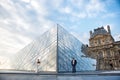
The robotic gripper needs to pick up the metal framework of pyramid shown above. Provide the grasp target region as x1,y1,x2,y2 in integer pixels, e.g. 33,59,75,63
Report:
14,24,96,72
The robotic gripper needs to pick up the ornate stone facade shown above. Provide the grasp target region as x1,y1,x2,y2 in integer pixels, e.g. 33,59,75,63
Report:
83,25,120,70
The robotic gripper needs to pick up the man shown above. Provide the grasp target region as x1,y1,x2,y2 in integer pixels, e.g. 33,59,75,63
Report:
71,58,77,73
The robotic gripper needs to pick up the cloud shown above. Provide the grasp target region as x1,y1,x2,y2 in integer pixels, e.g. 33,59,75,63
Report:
114,34,120,41
53,0,111,26
30,0,49,16
58,0,106,18
70,0,84,7
22,0,31,3
0,0,56,38
48,0,64,9
61,6,72,14
0,27,32,55
85,0,106,17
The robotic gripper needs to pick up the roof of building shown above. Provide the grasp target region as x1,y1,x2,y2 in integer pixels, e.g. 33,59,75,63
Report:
91,27,108,38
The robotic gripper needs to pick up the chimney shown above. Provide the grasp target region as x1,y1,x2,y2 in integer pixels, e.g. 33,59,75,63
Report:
107,25,111,34
90,31,92,37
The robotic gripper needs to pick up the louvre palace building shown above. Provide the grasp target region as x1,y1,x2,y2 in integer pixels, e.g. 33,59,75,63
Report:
82,25,120,70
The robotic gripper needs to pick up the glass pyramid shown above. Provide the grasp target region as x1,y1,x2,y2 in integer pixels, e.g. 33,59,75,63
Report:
14,24,96,72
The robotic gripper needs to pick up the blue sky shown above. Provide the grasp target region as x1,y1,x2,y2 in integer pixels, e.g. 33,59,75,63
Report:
0,0,120,68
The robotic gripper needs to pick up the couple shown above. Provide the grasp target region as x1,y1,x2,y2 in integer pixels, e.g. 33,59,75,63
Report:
71,58,77,73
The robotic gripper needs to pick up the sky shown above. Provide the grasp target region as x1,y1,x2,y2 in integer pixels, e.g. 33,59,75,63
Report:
0,0,120,69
